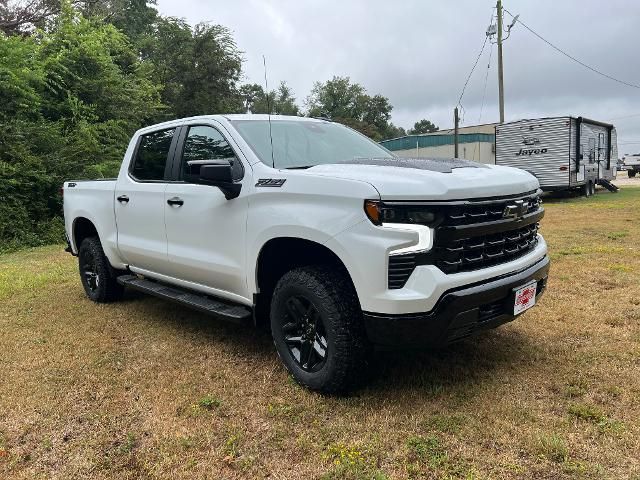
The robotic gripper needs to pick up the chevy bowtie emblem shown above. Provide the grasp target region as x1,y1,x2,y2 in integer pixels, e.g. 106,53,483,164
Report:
502,199,528,219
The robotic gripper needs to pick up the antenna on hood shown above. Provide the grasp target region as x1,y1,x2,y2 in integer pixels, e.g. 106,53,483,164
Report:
263,55,275,169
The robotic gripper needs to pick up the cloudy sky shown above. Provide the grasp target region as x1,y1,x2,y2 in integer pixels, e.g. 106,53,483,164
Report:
156,0,640,154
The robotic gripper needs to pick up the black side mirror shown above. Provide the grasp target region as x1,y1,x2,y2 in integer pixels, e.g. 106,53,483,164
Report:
194,160,241,200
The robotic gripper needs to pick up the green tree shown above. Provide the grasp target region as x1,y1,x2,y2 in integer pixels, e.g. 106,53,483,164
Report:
0,3,163,251
384,124,406,139
305,76,395,141
0,0,61,34
150,17,243,119
241,81,300,115
408,119,439,135
110,0,158,47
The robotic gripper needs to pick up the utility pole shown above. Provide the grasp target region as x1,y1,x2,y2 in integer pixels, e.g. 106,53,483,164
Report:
454,107,459,158
497,0,505,123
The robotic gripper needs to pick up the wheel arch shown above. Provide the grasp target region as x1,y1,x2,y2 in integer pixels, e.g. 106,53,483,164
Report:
253,237,359,326
72,216,100,251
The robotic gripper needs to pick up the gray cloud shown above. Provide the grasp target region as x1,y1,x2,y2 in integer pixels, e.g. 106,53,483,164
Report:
156,0,640,152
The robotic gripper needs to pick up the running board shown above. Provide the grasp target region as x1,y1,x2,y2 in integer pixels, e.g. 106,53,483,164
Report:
117,275,252,324
597,178,619,192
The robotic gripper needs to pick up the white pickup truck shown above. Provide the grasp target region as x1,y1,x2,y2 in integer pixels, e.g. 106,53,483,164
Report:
63,114,549,393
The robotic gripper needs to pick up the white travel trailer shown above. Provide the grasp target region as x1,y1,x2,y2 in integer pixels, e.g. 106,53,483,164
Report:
495,117,618,195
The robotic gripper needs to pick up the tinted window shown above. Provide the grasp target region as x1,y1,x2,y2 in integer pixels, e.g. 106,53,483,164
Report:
182,125,242,181
131,128,175,181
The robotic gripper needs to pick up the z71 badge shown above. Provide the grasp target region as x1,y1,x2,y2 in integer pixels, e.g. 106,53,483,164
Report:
256,178,286,187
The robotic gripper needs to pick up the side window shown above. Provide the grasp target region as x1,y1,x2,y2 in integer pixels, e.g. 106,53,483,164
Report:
131,128,175,181
182,125,243,181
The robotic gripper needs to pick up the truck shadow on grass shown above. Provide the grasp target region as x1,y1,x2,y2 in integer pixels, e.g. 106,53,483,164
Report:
364,329,539,397
120,290,540,398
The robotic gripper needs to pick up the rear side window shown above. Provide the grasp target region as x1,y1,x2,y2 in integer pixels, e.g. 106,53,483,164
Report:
131,128,175,181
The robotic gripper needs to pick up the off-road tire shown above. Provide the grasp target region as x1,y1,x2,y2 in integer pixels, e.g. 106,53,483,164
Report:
78,236,124,303
270,266,368,394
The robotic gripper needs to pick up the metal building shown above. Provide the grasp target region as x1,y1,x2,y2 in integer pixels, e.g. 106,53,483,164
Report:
380,123,497,164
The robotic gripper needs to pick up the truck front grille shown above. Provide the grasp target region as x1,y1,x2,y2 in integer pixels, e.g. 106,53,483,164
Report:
433,223,539,274
387,192,543,289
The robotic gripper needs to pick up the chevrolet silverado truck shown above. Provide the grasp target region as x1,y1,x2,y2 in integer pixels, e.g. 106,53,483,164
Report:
63,115,549,393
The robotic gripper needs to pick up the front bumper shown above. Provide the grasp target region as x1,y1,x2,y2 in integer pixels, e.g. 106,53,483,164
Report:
363,255,550,348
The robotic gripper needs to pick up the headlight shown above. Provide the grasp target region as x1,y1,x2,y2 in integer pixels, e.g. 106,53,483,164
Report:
364,200,437,226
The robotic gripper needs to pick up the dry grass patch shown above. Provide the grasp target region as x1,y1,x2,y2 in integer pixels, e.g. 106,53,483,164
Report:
1,187,640,479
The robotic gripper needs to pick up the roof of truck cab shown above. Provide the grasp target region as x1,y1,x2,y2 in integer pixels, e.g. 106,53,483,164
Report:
134,115,327,136
223,114,325,122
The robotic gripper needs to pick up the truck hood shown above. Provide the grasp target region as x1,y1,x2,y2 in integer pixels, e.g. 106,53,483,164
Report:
302,158,540,200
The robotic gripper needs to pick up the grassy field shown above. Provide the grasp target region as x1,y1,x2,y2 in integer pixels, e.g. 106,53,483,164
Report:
1,187,639,480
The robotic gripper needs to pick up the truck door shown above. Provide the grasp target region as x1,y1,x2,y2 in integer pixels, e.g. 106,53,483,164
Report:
163,123,251,300
115,127,178,274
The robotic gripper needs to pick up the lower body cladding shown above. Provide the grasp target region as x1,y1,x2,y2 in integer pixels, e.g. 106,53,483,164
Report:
363,255,550,348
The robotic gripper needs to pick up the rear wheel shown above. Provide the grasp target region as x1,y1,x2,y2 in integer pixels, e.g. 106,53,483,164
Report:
270,266,368,394
78,237,124,303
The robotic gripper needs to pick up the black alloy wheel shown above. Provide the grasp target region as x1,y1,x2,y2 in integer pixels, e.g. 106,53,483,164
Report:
81,252,100,294
270,266,368,394
77,236,124,303
280,295,328,372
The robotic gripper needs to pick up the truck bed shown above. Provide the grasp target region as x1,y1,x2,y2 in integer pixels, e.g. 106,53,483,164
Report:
63,179,119,259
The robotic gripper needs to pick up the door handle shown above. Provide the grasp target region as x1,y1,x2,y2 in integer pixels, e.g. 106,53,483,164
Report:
167,197,184,207
117,195,129,203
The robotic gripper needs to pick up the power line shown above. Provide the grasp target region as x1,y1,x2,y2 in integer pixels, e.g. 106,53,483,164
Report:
503,8,640,90
456,7,495,122
608,113,640,121
473,42,494,161
478,43,494,123
456,35,488,108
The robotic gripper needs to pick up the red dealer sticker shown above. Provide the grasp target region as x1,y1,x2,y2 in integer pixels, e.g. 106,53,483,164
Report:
514,281,537,315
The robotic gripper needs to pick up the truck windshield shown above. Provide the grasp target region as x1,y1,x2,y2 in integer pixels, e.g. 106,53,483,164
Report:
231,119,394,169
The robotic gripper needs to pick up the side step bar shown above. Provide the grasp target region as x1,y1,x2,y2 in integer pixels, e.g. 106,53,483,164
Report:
117,275,252,324
597,178,619,192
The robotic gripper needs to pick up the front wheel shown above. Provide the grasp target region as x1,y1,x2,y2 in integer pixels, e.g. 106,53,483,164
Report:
78,237,124,303
270,266,368,394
